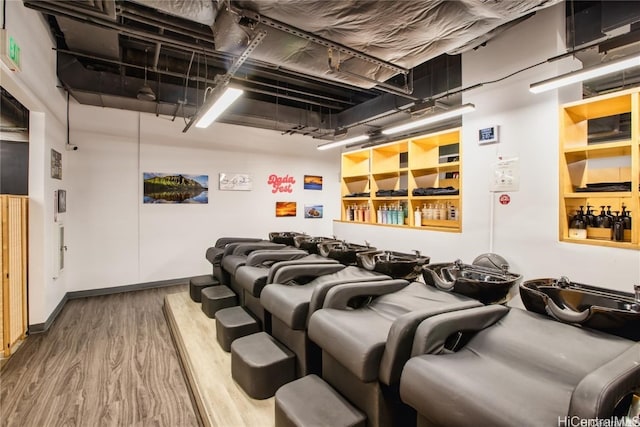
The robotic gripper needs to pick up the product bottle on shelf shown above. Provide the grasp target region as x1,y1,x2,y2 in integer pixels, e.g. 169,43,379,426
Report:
449,203,457,221
621,204,632,230
382,204,388,224
357,205,364,222
422,203,428,222
597,206,607,228
612,211,624,241
364,204,371,223
414,207,422,227
377,205,383,224
439,202,448,220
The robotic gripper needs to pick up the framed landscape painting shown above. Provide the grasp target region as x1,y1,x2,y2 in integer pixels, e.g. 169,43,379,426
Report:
143,172,208,204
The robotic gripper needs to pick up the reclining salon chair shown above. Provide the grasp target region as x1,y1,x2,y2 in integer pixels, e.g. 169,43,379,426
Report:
308,280,483,427
400,305,640,427
205,236,263,283
233,251,343,328
261,265,399,376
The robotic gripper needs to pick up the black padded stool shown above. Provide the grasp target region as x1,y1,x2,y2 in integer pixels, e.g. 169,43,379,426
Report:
189,274,219,302
201,285,237,318
231,332,295,399
215,306,261,352
275,374,366,427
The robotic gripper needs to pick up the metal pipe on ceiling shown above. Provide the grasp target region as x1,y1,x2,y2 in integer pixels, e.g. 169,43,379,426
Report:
116,4,215,40
54,48,359,107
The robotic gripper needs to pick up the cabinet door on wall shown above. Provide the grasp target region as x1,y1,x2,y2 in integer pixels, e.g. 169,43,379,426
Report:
1,195,28,357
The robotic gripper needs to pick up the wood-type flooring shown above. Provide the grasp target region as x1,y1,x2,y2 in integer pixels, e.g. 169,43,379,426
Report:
163,291,274,427
1,285,199,427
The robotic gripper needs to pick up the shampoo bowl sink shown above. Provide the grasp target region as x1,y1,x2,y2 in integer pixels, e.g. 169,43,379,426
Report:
520,278,640,341
356,250,430,280
269,231,306,246
293,235,338,254
422,259,522,304
317,241,375,265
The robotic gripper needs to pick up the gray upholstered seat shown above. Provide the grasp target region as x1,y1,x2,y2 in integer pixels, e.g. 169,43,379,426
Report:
307,281,482,427
262,267,396,377
233,253,341,325
262,265,392,330
205,237,262,282
400,306,640,427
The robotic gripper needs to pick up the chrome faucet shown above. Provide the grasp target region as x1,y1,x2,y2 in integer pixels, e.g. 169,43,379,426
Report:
557,276,571,288
634,285,640,303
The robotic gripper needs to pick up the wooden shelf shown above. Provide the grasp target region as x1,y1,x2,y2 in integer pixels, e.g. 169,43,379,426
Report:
559,88,639,250
564,140,632,163
340,128,462,231
563,192,633,198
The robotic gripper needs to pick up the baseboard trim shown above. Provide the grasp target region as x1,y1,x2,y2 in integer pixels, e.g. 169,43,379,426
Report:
28,277,191,334
29,293,69,334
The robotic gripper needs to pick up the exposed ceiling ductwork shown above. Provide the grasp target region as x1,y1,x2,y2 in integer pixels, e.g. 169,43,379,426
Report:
22,0,640,141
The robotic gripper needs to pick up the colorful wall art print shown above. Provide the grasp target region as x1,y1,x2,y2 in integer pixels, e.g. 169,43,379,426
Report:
275,201,297,217
303,175,323,190
304,204,323,219
219,173,252,191
143,172,209,204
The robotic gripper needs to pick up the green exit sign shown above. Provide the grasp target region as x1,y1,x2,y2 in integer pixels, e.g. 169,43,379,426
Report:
8,36,20,66
0,30,21,72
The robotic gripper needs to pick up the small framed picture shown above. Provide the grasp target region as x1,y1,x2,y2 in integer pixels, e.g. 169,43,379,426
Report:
57,189,67,213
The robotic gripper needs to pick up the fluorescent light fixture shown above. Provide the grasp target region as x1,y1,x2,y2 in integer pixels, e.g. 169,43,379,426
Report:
317,134,370,150
195,87,244,128
530,53,640,94
382,103,476,136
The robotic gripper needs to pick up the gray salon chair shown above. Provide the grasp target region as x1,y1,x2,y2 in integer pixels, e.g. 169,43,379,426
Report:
400,305,640,427
308,281,482,427
234,253,343,327
205,237,262,282
218,241,288,292
261,266,397,376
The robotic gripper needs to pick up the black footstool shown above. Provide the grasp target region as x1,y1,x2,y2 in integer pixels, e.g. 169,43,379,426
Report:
189,274,219,302
215,306,261,352
275,375,366,427
231,332,295,400
201,285,237,318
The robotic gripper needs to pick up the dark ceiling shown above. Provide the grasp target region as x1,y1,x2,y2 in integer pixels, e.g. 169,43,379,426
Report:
18,0,640,142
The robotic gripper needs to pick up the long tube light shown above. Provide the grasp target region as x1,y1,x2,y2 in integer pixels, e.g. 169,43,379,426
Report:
195,87,244,128
529,53,640,94
382,103,476,136
317,134,370,151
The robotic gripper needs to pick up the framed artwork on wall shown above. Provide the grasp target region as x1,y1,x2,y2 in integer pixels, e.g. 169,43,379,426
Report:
219,173,252,191
303,175,322,190
276,201,297,217
304,204,323,218
143,172,209,204
51,149,62,180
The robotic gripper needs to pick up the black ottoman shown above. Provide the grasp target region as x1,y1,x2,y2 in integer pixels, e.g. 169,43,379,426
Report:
215,306,261,352
231,332,295,400
189,274,219,302
275,375,366,427
201,285,237,318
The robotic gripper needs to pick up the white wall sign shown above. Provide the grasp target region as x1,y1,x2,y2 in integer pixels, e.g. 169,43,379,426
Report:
490,157,520,192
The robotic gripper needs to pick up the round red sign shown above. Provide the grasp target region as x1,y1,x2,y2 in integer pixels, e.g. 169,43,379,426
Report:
499,194,511,205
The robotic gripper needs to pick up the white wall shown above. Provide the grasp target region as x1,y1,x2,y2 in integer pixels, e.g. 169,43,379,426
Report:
2,1,69,325
65,105,340,291
335,4,640,294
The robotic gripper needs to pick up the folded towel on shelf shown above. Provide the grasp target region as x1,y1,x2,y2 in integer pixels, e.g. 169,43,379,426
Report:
575,182,632,192
344,192,370,197
375,189,408,197
412,187,459,196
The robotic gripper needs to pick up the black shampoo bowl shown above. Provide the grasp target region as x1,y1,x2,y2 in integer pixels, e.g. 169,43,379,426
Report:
293,235,338,254
521,278,640,341
269,231,306,246
317,241,375,265
422,259,521,304
356,250,430,280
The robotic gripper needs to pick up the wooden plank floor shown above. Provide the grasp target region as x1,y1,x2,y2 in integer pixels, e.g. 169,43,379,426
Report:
0,285,199,427
164,292,274,427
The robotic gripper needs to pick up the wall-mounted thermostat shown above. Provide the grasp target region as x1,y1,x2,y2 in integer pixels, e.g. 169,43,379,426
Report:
478,125,499,145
